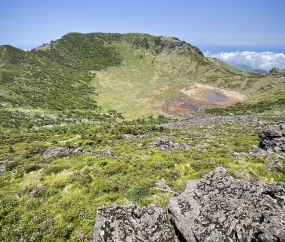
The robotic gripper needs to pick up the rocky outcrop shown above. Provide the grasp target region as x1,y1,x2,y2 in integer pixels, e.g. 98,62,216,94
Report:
93,203,178,242
258,129,285,152
156,181,172,192
269,67,285,79
164,113,259,127
167,167,285,242
98,149,114,156
150,140,190,152
93,168,285,241
266,160,283,172
160,37,204,56
0,160,14,174
127,35,203,56
42,147,98,158
43,147,69,158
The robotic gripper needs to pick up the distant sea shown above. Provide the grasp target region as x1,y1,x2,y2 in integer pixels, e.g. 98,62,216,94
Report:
197,45,285,55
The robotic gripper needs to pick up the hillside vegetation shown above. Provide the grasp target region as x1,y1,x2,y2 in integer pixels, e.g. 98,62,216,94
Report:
0,32,285,241
206,57,261,76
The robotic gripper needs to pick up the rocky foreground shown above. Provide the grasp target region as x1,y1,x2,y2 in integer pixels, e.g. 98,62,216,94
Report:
93,167,285,242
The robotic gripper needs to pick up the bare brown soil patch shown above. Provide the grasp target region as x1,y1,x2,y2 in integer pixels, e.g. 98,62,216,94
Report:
152,87,169,95
162,83,247,115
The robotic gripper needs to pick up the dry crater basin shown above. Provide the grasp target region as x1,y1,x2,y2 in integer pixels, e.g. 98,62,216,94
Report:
163,83,247,115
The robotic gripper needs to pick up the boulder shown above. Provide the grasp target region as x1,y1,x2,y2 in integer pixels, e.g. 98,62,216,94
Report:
155,181,172,192
258,129,285,152
266,160,283,172
32,124,41,130
0,160,14,174
93,203,178,242
269,67,285,79
150,140,190,152
257,120,267,127
168,167,285,242
43,147,68,158
42,124,56,129
248,148,268,156
98,149,114,156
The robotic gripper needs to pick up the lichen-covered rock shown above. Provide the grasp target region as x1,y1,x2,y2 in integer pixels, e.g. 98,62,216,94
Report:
258,129,285,152
168,167,285,242
269,67,285,79
266,160,283,172
150,140,189,152
93,203,178,242
0,160,14,174
98,149,114,156
156,181,172,192
42,147,68,157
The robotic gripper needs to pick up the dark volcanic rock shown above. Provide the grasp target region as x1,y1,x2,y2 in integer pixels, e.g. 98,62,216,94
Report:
168,167,285,242
93,203,178,242
43,147,69,157
258,129,285,152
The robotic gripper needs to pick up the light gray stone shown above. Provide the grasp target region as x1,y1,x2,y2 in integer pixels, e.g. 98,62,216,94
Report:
93,203,178,242
150,140,189,152
98,149,114,156
168,167,285,242
43,147,68,157
266,160,283,172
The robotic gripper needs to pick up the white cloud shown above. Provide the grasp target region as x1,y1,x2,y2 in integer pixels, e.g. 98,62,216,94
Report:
24,49,31,51
204,51,285,71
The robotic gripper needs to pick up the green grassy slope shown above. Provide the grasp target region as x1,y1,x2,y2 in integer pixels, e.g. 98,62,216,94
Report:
206,57,261,76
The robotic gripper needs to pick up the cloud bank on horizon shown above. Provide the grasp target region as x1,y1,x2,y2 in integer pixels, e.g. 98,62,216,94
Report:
204,51,285,71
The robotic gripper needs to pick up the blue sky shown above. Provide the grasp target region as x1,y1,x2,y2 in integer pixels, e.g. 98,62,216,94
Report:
1,0,285,69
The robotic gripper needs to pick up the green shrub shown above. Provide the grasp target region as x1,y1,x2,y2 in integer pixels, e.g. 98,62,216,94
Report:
23,163,41,173
5,161,19,171
44,164,69,175
126,179,156,203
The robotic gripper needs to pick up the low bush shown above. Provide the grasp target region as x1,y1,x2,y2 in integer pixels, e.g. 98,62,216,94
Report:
43,164,69,175
126,179,156,203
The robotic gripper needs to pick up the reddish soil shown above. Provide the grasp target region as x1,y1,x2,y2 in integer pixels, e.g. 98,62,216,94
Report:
161,84,247,115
